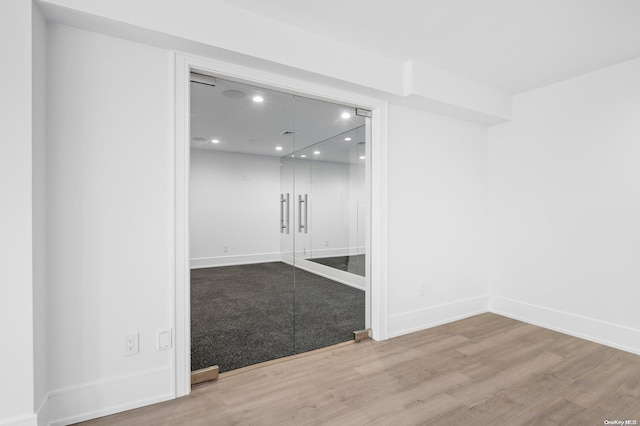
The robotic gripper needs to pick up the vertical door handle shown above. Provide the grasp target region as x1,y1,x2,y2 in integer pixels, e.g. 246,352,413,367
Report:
298,194,308,234
304,194,308,234
280,194,284,233
286,193,290,234
298,195,303,233
280,193,290,234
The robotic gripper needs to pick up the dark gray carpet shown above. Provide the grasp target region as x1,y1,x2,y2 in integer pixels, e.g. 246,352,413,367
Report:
191,262,365,373
309,254,366,276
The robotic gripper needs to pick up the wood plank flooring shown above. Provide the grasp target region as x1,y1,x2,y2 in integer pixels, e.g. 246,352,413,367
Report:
77,313,640,425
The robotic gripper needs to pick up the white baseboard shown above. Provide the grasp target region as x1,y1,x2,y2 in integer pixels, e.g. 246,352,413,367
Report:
489,296,640,355
36,393,49,426
44,367,173,426
190,252,280,269
295,247,364,259
291,257,366,291
387,296,489,338
0,414,37,426
191,252,364,289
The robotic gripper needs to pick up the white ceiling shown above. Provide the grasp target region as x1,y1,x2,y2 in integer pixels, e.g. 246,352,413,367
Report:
190,78,366,162
217,0,640,94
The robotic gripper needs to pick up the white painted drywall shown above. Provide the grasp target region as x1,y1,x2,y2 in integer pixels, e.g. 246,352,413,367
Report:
32,2,49,420
189,150,281,267
294,159,356,259
309,159,363,257
38,0,512,124
46,24,173,422
40,0,403,94
0,0,36,422
488,57,640,353
349,156,367,257
386,105,489,337
409,60,512,121
189,150,364,266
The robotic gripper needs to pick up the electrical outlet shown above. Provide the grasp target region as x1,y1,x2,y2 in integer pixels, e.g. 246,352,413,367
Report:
223,245,228,252
419,283,427,296
325,240,329,246
123,332,139,356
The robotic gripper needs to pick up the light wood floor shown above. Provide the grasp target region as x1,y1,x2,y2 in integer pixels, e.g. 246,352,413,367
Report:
77,313,640,425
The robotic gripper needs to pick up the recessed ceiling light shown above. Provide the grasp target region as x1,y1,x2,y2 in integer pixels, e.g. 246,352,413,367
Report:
313,151,320,155
300,154,307,158
223,90,246,99
252,96,264,103
275,146,283,151
341,112,351,119
211,139,220,144
360,156,365,160
344,137,351,141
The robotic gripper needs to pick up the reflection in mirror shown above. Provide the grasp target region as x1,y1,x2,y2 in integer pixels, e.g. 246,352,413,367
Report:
286,124,367,278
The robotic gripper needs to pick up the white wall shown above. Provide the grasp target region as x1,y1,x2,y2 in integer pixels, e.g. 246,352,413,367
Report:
0,1,36,424
38,0,512,124
488,57,640,354
349,156,367,257
45,24,174,423
386,105,489,337
307,159,358,258
189,150,364,266
32,3,49,423
281,157,358,263
189,150,281,267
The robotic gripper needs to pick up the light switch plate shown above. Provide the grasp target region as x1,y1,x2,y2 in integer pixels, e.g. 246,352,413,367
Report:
158,329,172,351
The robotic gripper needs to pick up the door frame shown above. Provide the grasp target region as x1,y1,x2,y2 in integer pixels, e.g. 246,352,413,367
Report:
173,52,389,397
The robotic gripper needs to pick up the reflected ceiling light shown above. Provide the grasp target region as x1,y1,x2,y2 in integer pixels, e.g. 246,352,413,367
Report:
344,137,351,141
359,156,365,160
223,90,245,99
275,146,283,151
211,139,220,144
313,151,320,155
341,112,351,119
252,95,264,103
291,154,295,157
300,154,307,158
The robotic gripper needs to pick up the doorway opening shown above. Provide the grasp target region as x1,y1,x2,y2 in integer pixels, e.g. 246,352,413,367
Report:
188,74,371,374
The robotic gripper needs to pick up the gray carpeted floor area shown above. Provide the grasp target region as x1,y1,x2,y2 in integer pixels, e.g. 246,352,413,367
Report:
308,254,366,276
191,262,365,373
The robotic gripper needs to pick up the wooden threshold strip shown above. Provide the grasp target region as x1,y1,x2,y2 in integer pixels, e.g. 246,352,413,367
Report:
218,340,356,380
353,329,372,342
191,365,219,386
